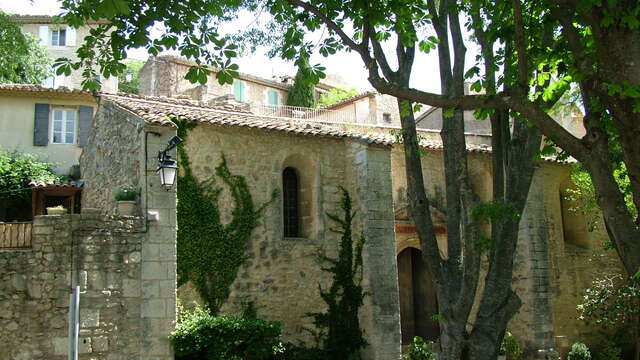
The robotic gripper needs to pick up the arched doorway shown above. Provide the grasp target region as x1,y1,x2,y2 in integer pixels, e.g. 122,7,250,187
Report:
397,247,439,344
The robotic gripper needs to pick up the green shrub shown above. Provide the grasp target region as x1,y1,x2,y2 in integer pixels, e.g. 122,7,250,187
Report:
568,342,592,360
0,150,59,221
114,186,137,201
594,338,621,360
169,306,284,360
0,150,59,198
272,344,327,360
500,332,522,360
403,336,436,360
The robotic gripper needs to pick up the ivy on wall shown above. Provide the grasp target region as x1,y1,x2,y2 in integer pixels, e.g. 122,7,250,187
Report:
173,118,277,313
310,187,367,360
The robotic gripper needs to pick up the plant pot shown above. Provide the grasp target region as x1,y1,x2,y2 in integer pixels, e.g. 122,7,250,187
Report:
498,355,506,360
46,207,66,215
117,201,137,216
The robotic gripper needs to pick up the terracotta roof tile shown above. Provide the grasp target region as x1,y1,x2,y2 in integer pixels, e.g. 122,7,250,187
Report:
0,83,91,96
29,180,84,188
100,93,393,146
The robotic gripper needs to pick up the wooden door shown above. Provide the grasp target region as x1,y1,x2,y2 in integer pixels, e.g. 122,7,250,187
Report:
397,247,439,344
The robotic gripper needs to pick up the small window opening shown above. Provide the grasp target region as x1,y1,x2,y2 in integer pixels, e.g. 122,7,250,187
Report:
283,167,299,237
51,29,66,46
383,112,392,123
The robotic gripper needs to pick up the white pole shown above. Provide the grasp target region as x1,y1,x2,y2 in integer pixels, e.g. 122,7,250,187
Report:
68,286,80,360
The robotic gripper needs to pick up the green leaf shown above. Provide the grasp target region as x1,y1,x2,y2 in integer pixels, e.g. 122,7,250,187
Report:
443,107,455,118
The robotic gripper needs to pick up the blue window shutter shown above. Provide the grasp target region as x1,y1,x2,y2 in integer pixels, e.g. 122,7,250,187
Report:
234,80,245,102
33,103,50,146
268,90,278,105
78,106,93,147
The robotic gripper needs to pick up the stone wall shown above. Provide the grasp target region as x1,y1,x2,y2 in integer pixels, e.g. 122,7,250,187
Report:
80,99,178,360
138,57,288,105
80,101,145,213
0,214,144,360
389,144,626,357
177,124,401,359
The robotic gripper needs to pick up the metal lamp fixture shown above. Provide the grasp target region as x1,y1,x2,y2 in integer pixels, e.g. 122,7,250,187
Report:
156,136,183,190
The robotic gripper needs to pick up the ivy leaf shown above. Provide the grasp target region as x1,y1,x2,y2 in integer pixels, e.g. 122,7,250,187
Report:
443,107,456,118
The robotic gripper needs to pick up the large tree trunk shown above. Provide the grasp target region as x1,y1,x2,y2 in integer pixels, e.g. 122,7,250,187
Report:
395,100,470,360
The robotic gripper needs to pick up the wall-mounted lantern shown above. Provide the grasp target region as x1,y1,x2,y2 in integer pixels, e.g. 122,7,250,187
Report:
157,136,183,190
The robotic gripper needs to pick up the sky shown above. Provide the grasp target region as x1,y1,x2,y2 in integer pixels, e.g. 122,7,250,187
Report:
2,0,479,93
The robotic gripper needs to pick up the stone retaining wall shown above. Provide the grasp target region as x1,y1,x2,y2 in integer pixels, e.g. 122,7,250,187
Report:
0,214,149,360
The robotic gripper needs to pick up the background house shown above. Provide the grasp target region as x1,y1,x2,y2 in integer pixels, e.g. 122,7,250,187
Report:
0,84,94,220
0,84,95,175
11,14,119,93
139,55,315,105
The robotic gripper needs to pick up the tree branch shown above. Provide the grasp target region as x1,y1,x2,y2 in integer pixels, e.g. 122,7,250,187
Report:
448,5,466,94
512,0,529,88
368,30,396,80
286,0,363,57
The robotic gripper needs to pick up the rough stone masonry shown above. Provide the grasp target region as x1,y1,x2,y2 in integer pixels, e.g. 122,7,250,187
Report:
0,214,174,360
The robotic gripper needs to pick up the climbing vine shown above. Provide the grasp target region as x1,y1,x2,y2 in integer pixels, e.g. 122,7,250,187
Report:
173,118,277,313
310,187,367,360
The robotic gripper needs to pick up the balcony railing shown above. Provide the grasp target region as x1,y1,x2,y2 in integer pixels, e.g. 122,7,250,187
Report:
249,103,375,124
0,222,33,249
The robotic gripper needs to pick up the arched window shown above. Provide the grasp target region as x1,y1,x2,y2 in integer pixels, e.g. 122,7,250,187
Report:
283,167,299,237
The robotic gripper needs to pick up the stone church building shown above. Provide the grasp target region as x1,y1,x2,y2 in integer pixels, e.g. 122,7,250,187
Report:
82,56,619,359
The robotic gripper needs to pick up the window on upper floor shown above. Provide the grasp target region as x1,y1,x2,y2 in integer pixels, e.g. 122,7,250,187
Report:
383,113,392,123
51,29,66,46
233,80,246,102
51,108,77,145
39,26,76,47
267,89,279,106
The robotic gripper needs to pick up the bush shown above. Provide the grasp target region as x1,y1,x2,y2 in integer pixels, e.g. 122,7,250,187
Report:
403,336,437,360
0,150,59,221
272,344,327,360
500,332,522,360
169,306,284,360
114,186,137,201
594,338,621,360
568,342,592,360
0,150,59,199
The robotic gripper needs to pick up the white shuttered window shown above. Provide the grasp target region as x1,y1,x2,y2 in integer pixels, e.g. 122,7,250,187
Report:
51,109,77,144
51,29,67,46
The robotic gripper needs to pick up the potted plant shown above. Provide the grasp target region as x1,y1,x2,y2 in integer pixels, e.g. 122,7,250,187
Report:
46,205,67,215
115,186,138,216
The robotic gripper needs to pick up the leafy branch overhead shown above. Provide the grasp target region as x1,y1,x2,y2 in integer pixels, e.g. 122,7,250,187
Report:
56,0,244,90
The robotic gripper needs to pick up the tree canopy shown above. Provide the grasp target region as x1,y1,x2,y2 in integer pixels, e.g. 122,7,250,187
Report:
0,11,52,84
319,87,359,107
117,58,145,94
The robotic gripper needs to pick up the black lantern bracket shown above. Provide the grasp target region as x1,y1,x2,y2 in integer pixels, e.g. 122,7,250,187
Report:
156,135,183,190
